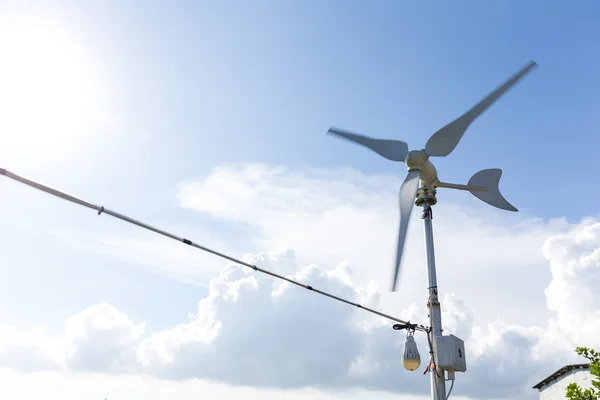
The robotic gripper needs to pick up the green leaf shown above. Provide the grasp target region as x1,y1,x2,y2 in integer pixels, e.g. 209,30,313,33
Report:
565,347,599,400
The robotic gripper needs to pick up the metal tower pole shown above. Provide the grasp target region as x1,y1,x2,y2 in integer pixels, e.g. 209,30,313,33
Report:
417,186,446,400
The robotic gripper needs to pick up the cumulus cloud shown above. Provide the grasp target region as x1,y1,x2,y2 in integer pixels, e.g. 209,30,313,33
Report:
0,368,432,400
3,164,600,399
0,250,464,397
0,230,596,400
176,163,572,329
466,321,547,399
462,218,600,398
39,163,573,327
3,217,600,399
0,326,61,372
63,303,145,372
542,220,600,347
137,249,418,391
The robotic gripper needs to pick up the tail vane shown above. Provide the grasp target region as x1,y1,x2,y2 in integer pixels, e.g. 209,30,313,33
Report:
467,169,517,212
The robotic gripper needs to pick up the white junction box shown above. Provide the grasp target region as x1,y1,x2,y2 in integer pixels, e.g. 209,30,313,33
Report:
436,334,467,372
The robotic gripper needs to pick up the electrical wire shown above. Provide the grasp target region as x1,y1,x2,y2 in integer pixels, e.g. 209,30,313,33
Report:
446,379,455,399
0,167,429,332
423,309,454,400
423,327,435,375
424,326,443,378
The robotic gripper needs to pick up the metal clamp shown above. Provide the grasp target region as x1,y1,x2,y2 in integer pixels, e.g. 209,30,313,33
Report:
415,186,437,206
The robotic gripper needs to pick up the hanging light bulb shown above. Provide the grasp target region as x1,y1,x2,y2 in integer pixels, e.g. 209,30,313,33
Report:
402,331,421,371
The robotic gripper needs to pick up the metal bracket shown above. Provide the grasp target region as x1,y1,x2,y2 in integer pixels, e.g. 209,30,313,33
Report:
415,186,437,206
393,322,418,332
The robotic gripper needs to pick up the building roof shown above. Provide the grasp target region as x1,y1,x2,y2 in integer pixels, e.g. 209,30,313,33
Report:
532,363,590,390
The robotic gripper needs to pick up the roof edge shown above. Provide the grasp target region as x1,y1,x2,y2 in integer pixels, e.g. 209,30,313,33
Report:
533,363,590,389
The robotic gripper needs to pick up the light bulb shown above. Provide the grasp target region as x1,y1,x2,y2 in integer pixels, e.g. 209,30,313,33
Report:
402,334,421,371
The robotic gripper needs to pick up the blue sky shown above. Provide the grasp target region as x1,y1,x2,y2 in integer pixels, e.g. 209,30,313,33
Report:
1,1,600,399
5,0,599,213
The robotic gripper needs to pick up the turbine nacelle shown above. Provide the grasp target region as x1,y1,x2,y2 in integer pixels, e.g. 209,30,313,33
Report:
405,150,439,186
404,149,428,168
327,60,538,292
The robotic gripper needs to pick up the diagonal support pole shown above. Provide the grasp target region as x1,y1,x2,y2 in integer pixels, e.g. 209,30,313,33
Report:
0,167,427,331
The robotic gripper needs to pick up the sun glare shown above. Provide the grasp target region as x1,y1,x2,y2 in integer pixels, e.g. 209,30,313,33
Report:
0,19,107,164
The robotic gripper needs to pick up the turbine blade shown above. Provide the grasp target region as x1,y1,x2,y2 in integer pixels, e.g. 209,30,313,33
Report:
327,127,409,162
467,168,517,212
391,169,420,291
425,60,538,157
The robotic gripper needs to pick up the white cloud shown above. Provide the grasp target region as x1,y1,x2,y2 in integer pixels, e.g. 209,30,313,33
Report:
0,249,466,396
47,226,234,287
136,250,395,389
461,218,600,398
538,220,600,353
33,163,571,327
3,163,600,399
0,326,61,372
63,303,145,373
0,369,440,400
176,163,572,328
1,227,598,400
466,321,547,399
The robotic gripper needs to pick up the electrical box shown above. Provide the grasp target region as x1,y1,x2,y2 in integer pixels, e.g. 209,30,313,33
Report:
436,334,467,372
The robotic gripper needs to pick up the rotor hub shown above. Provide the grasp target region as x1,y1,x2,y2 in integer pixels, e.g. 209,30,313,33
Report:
405,150,428,170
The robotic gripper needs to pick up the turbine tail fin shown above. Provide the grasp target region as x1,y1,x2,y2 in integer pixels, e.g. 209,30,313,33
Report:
467,169,517,212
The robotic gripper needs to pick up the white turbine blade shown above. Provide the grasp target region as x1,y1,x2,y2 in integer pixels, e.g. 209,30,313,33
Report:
425,60,538,157
327,127,409,162
467,168,517,212
391,169,420,292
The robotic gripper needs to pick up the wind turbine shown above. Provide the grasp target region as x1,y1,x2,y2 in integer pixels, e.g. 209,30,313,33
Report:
328,60,537,400
327,60,537,293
